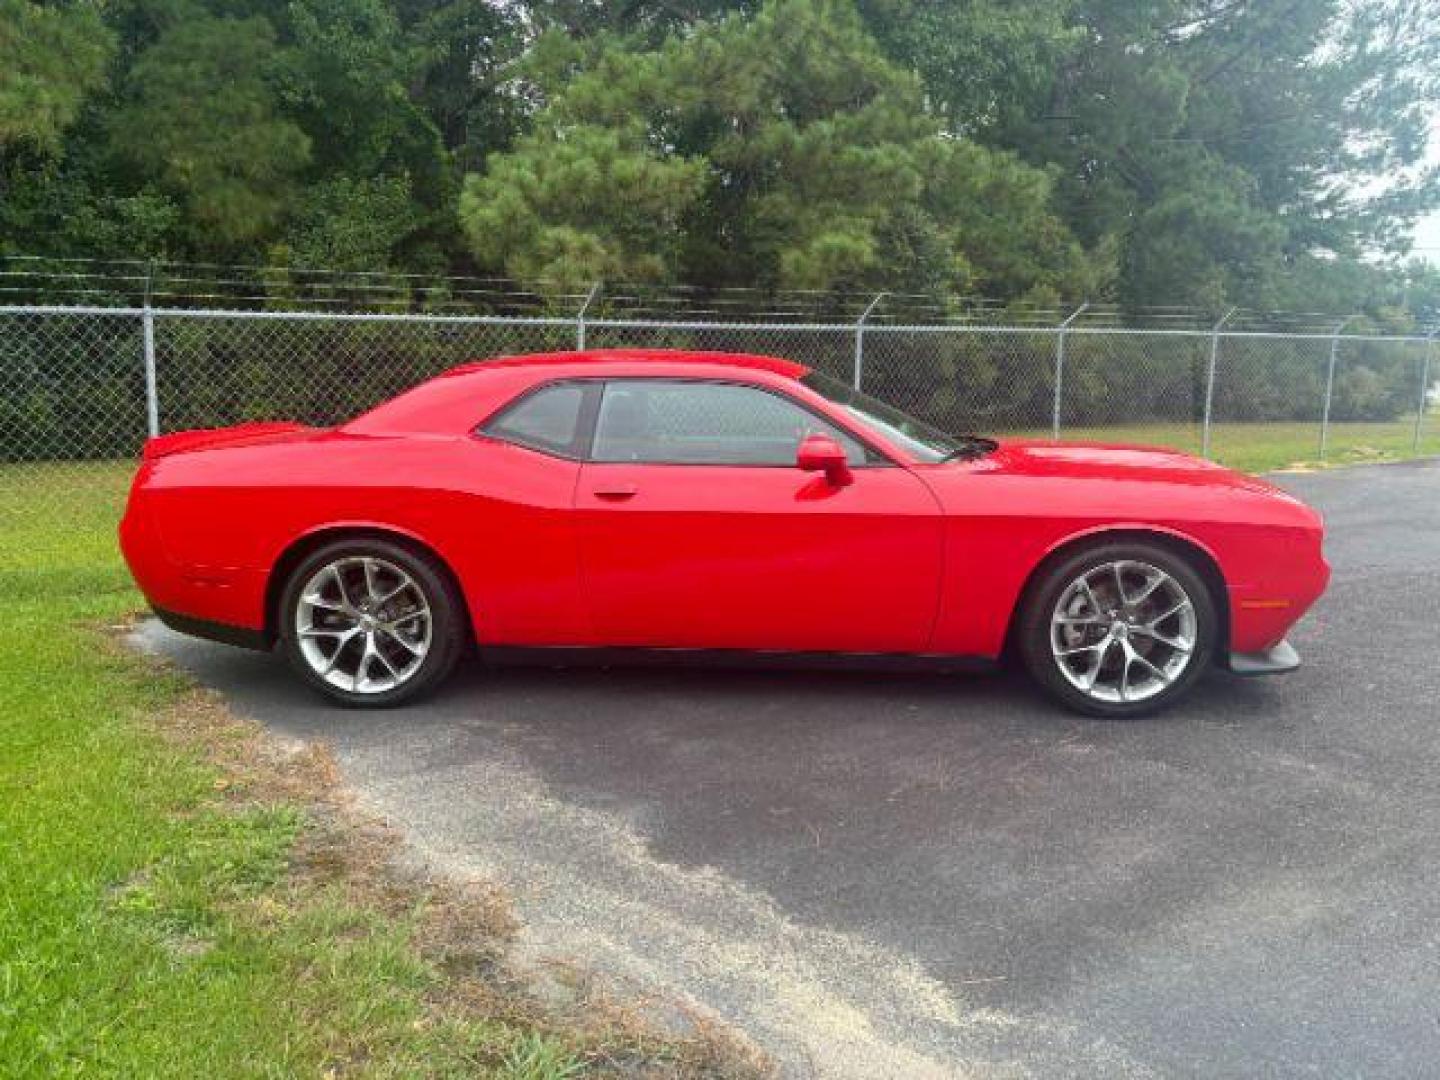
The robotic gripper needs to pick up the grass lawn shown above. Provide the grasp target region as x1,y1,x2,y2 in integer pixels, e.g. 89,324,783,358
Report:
0,463,759,1079
1002,418,1440,473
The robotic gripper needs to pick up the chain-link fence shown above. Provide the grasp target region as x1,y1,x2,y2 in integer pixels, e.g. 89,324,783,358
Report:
3,302,1437,567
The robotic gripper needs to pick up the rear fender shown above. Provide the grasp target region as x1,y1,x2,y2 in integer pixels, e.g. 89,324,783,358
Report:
262,521,473,647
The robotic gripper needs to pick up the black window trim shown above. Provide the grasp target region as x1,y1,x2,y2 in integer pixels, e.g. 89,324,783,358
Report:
474,378,602,461
585,376,898,468
477,374,900,467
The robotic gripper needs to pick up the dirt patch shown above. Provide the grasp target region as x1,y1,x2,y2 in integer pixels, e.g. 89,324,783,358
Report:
112,621,772,1078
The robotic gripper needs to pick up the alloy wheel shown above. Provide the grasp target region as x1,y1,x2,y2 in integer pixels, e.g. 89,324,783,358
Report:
1049,559,1197,704
294,556,432,694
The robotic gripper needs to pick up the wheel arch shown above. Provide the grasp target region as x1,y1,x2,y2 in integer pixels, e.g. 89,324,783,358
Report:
1004,525,1231,660
264,523,473,646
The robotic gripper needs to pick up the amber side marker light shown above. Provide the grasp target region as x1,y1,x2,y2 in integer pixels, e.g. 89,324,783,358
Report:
1238,599,1293,610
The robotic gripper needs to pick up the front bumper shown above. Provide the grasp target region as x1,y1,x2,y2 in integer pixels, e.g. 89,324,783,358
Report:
1227,639,1301,675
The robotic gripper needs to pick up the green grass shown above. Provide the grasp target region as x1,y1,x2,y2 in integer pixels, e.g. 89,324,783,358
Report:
1003,418,1440,472
0,463,654,1078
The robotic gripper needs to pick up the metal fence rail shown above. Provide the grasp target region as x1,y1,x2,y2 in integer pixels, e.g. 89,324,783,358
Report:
4,302,1435,453
2,302,1437,561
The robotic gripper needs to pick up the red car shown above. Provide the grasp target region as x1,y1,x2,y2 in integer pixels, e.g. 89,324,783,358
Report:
120,349,1329,717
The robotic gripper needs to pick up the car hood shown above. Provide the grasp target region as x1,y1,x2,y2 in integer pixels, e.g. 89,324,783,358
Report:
979,438,1290,497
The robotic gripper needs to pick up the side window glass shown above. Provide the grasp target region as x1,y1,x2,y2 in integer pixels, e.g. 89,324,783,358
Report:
591,380,868,465
483,383,586,456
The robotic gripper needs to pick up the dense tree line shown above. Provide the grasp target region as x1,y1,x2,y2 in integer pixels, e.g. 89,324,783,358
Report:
3,0,1439,318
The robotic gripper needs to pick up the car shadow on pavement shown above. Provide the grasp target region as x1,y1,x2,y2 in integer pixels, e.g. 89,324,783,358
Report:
138,620,1297,1014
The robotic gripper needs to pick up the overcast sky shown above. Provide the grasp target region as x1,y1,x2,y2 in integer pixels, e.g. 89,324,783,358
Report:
1410,114,1440,265
1414,212,1440,263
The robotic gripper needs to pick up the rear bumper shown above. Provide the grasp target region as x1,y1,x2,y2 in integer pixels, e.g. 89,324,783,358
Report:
1226,639,1300,676
121,499,268,635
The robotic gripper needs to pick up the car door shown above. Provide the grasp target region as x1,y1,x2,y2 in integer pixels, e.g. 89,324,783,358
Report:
468,378,596,645
574,377,945,653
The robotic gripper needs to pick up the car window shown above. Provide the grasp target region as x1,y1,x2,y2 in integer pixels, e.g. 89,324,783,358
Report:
801,371,975,462
484,382,586,456
591,380,871,465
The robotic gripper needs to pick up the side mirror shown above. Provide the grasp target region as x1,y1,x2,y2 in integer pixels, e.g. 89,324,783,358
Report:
797,433,853,487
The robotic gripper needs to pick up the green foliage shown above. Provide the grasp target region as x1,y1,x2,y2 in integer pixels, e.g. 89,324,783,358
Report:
499,1032,587,1079
1,0,1438,315
463,0,1093,297
461,124,707,285
281,174,428,271
109,13,311,245
283,0,451,204
979,0,1440,307
0,0,519,266
859,0,1079,134
402,0,524,170
0,0,113,153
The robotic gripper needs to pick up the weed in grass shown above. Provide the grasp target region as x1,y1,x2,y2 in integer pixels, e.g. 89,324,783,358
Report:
500,1032,588,1079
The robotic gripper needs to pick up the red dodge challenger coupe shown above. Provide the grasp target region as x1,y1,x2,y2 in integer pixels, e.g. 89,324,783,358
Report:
120,349,1329,717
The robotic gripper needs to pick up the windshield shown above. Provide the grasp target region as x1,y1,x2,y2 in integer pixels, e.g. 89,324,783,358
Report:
800,371,984,463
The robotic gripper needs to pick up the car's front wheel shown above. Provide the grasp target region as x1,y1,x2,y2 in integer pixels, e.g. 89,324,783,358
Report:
1018,540,1217,718
278,538,466,707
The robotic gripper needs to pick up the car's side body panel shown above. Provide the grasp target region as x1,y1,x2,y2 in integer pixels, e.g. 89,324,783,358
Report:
123,433,592,646
574,460,944,652
119,350,1330,669
917,444,1329,657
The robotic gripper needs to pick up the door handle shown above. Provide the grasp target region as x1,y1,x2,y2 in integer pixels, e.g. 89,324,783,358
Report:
593,485,638,501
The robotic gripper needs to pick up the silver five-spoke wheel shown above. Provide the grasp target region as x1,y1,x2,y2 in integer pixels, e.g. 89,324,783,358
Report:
1049,559,1197,705
295,556,432,694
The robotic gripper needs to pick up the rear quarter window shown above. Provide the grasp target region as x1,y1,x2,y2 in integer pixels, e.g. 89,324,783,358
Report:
482,383,587,457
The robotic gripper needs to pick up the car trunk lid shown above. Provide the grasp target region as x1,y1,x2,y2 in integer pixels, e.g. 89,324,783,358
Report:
141,421,320,460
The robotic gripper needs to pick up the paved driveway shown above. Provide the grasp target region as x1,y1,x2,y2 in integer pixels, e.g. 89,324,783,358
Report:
137,459,1440,1078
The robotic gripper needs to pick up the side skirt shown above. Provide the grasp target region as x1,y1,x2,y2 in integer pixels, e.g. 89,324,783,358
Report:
152,606,270,652
480,644,998,675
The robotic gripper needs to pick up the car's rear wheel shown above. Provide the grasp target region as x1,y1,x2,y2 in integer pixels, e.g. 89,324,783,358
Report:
1018,540,1217,718
278,538,466,707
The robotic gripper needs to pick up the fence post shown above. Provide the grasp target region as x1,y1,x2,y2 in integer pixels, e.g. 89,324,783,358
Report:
575,281,600,350
1416,330,1438,454
1318,314,1358,460
1200,307,1236,459
1051,302,1089,440
853,292,886,390
142,264,159,438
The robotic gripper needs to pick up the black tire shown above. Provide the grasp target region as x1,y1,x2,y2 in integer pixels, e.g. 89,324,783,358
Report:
278,537,467,708
1017,540,1218,718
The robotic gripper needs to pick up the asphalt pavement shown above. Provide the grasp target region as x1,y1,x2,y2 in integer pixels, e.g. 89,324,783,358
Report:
135,458,1440,1078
